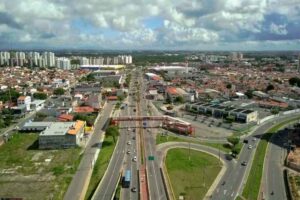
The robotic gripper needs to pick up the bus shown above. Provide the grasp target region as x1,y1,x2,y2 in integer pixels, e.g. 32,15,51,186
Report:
122,170,131,188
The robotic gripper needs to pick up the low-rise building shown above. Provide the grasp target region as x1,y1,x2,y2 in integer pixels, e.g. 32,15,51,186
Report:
20,121,53,132
185,102,258,123
17,96,31,111
39,120,85,149
165,87,194,102
30,100,45,111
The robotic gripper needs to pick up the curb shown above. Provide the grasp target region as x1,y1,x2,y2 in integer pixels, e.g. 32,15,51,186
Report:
158,143,228,200
91,135,120,200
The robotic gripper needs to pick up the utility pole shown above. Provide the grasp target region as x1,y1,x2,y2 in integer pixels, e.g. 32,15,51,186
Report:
189,142,191,161
218,143,221,162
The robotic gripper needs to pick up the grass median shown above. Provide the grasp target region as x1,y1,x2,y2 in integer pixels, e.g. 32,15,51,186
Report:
85,135,118,200
241,116,300,200
156,134,236,153
166,148,222,200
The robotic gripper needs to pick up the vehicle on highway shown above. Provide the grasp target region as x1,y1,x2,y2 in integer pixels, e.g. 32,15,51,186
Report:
132,156,137,162
133,108,136,112
221,181,226,185
131,187,137,192
127,150,131,154
243,139,249,144
132,136,136,140
127,128,131,131
241,161,247,166
127,141,131,145
248,145,253,149
122,170,131,188
253,137,257,141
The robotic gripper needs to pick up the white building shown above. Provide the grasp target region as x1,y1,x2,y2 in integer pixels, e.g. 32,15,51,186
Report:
43,52,55,67
17,96,31,111
89,57,104,65
80,57,89,65
113,56,119,65
118,55,132,64
56,57,71,70
38,57,46,67
15,52,26,66
27,52,40,67
0,51,10,66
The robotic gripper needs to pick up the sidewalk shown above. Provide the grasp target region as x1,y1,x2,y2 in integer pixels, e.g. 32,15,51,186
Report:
64,102,114,200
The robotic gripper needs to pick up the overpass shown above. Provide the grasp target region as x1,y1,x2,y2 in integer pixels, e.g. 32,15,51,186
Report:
111,115,195,135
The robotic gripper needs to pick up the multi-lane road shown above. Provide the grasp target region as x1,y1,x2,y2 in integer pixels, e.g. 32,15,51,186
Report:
93,71,139,200
88,68,300,200
134,68,168,200
212,114,300,200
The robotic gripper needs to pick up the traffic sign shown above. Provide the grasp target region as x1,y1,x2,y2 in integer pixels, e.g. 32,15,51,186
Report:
148,156,154,161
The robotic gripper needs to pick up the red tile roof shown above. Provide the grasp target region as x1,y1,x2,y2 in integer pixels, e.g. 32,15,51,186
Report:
58,114,74,122
107,96,118,101
166,87,177,95
74,106,95,113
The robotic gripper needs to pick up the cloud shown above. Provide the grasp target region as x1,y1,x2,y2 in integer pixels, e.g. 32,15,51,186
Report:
0,0,299,50
269,23,288,35
0,12,23,29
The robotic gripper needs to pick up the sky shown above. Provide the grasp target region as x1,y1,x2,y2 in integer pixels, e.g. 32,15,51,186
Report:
0,0,300,50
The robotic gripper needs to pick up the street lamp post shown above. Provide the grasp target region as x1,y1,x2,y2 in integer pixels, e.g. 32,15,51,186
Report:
189,142,191,161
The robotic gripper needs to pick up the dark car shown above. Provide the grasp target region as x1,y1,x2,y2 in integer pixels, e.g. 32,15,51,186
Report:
241,161,247,166
131,187,137,192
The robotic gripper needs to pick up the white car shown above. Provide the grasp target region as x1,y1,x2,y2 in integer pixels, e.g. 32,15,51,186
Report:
132,156,137,162
127,150,131,154
127,141,131,145
248,145,252,149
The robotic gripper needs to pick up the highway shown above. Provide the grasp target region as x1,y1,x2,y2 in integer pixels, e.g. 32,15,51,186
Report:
263,126,289,200
93,70,139,200
64,102,114,200
138,71,168,200
212,113,300,200
120,86,139,200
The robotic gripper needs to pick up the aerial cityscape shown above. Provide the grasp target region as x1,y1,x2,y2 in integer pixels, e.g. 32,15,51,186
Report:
0,1,300,200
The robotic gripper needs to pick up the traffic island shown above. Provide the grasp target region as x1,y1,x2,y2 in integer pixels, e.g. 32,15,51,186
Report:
165,148,222,200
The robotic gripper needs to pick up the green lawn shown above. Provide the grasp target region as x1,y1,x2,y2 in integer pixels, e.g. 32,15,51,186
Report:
242,116,300,200
0,133,82,200
156,134,237,153
166,148,222,200
85,135,118,200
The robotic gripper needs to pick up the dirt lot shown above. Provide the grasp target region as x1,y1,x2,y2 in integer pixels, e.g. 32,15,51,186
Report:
0,133,82,200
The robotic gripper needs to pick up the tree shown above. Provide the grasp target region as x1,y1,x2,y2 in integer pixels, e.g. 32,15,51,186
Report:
175,96,185,103
271,107,280,115
0,88,21,103
266,84,274,92
86,73,95,82
232,145,242,155
227,136,240,146
33,92,47,100
53,88,65,95
105,125,119,143
226,83,232,89
73,114,95,126
289,77,300,87
245,90,253,99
